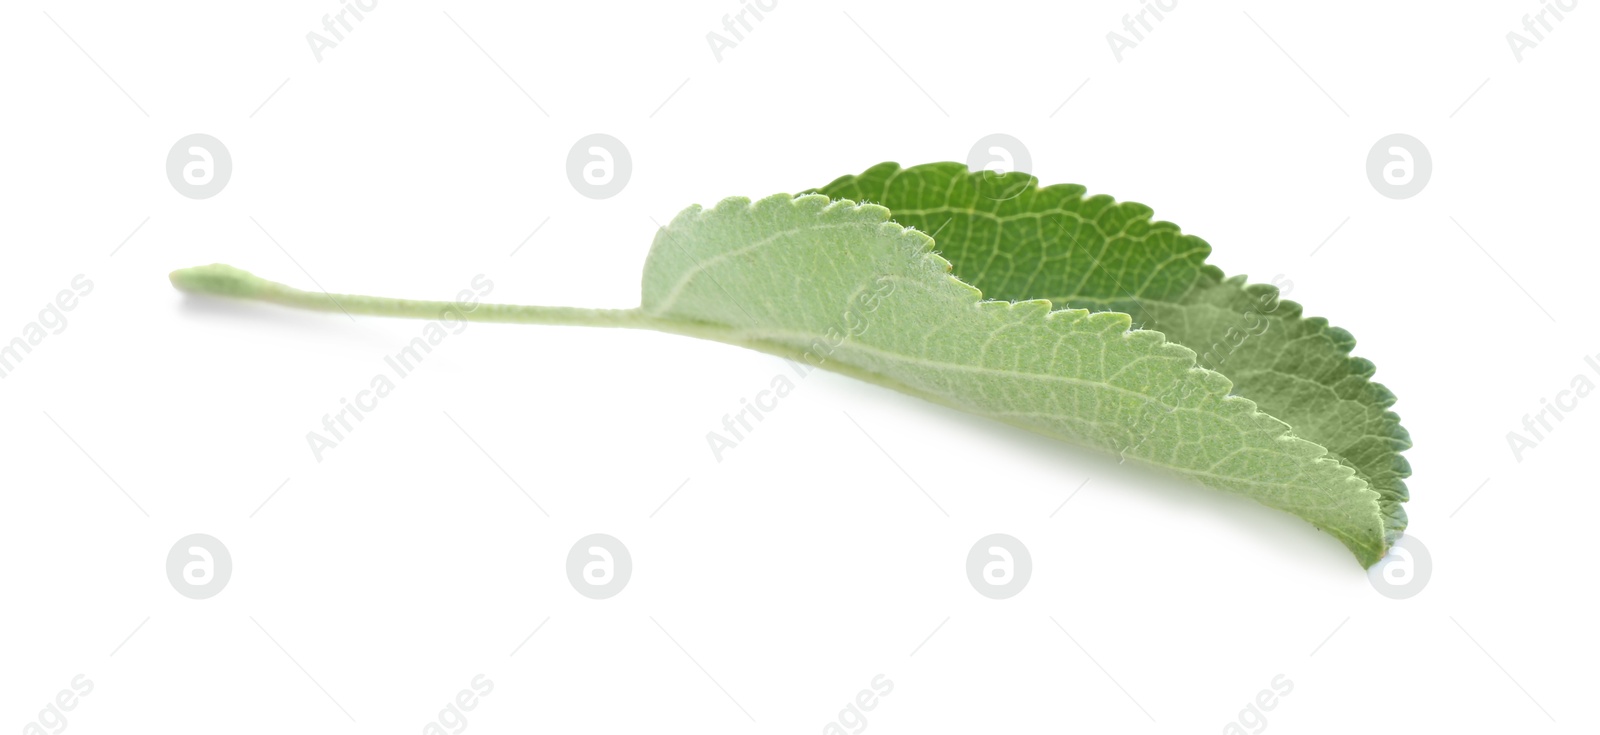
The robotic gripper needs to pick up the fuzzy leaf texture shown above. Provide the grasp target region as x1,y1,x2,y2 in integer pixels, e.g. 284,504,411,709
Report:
806,163,1409,563
642,169,1407,566
169,162,1411,567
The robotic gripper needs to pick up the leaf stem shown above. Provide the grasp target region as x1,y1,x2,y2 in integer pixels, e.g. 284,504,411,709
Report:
169,263,1086,458
170,263,658,330
169,263,935,408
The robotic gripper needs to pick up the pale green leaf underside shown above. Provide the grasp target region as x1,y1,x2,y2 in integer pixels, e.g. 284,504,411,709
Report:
166,163,1410,568
809,162,1411,559
642,181,1402,566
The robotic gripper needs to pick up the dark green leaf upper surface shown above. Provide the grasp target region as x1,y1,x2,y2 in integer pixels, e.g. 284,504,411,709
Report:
812,162,1410,552
640,183,1400,566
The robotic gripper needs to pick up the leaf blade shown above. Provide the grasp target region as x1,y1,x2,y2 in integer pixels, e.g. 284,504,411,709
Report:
813,162,1410,554
641,189,1393,566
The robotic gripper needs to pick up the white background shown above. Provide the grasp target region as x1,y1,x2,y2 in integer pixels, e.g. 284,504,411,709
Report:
2,1,1595,733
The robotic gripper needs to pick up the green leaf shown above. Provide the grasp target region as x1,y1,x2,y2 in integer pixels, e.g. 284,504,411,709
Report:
809,162,1409,560
168,162,1410,567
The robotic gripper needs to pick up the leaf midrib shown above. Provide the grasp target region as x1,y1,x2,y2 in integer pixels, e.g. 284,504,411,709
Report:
638,311,1371,505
